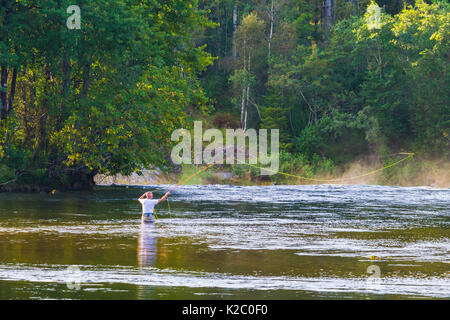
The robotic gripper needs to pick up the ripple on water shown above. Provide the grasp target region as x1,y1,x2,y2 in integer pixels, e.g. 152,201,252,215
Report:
0,263,448,298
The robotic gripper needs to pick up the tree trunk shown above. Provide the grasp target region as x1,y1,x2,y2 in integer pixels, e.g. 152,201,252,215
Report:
82,61,91,98
0,66,8,120
59,56,71,126
62,58,71,98
245,53,251,131
325,0,332,30
314,2,319,40
22,71,32,146
240,87,246,129
232,3,238,60
0,6,10,120
7,67,17,114
333,0,336,25
34,66,51,159
352,0,359,15
268,0,274,58
244,86,249,131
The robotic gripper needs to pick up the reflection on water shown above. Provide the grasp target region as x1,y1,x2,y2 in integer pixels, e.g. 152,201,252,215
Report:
138,221,158,268
0,184,448,299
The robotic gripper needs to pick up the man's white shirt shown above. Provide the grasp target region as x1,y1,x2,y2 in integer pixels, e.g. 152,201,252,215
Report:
139,199,159,214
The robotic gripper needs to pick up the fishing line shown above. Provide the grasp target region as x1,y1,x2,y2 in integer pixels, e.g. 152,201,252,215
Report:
146,153,414,219
147,163,216,193
149,153,414,188
153,198,170,221
167,197,171,220
235,152,415,182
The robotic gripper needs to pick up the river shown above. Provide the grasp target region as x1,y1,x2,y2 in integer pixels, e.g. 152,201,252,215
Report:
0,184,448,299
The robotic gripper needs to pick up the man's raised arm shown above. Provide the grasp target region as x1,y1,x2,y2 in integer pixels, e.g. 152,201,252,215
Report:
158,191,171,204
138,192,148,200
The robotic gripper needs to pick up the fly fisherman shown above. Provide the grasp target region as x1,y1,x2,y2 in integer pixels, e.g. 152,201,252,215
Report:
138,191,170,222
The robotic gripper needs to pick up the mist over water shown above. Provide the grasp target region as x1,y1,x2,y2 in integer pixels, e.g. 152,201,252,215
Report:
0,185,448,299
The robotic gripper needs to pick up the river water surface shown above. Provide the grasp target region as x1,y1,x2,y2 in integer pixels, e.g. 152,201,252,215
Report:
0,185,448,299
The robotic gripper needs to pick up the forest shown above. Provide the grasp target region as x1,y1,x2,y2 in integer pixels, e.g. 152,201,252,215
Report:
0,0,449,191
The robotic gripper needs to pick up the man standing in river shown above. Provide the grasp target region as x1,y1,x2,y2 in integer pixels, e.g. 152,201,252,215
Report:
138,191,170,222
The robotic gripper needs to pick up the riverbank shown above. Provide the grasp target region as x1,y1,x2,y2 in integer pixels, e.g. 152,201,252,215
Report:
94,157,450,189
2,154,448,193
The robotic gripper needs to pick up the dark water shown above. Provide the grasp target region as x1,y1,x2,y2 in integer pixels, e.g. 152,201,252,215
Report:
0,185,448,299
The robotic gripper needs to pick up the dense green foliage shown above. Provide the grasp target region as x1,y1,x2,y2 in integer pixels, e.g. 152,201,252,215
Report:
0,0,213,190
1,0,448,190
198,0,449,174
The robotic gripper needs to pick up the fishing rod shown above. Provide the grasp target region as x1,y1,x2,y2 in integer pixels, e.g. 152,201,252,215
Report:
168,163,216,193
151,163,216,220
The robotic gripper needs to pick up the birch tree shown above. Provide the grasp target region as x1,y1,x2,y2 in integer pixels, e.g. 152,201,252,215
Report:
230,13,265,130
